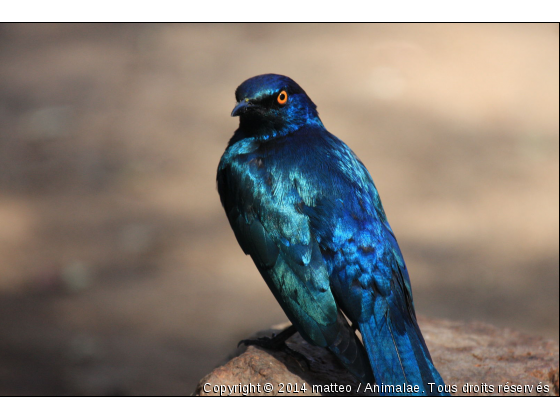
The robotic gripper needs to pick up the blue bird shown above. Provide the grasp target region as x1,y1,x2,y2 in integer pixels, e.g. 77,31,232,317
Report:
217,74,448,396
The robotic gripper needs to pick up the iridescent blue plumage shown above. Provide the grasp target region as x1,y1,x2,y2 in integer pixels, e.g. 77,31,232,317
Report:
217,74,448,395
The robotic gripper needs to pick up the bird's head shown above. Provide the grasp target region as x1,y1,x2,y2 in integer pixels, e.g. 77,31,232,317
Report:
231,74,323,139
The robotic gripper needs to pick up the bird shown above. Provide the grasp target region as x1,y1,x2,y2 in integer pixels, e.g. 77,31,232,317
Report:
217,74,448,396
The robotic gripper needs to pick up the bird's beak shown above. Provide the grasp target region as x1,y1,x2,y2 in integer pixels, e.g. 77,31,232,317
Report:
231,99,253,117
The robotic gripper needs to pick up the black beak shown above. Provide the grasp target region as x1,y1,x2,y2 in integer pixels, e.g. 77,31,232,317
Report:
231,100,253,117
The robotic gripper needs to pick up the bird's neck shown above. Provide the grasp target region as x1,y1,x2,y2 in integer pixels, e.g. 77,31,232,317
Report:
236,115,324,143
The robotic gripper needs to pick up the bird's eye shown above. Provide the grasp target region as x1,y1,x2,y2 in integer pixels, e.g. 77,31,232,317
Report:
277,90,288,105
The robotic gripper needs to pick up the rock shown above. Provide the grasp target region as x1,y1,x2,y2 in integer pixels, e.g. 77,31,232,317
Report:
195,317,559,396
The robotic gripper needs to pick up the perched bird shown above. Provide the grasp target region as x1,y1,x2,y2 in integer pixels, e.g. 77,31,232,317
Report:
217,74,448,395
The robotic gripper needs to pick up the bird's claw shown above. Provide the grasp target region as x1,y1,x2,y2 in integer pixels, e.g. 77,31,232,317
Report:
238,335,283,350
282,344,311,371
238,335,311,371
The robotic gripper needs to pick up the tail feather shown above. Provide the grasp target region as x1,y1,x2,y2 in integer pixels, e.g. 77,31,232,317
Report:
359,312,448,396
327,313,375,385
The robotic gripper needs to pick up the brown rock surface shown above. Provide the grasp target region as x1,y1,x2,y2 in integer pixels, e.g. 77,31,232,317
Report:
195,318,559,396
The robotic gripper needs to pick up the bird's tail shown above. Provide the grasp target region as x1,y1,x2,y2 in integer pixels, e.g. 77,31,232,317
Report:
326,313,375,386
359,311,448,396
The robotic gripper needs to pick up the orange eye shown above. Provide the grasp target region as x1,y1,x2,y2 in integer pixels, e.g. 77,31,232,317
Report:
277,90,288,105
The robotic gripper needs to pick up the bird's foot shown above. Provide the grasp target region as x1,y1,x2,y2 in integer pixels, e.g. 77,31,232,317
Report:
281,343,311,371
237,336,278,350
238,325,311,371
238,335,284,351
237,324,297,350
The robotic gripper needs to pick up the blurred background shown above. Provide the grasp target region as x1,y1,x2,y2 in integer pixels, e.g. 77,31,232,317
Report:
0,23,558,395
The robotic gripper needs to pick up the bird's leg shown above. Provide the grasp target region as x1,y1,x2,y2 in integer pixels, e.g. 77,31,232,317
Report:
238,324,310,370
238,324,297,349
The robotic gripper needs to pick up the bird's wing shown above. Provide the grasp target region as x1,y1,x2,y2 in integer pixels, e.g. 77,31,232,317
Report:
218,161,341,347
218,147,375,383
